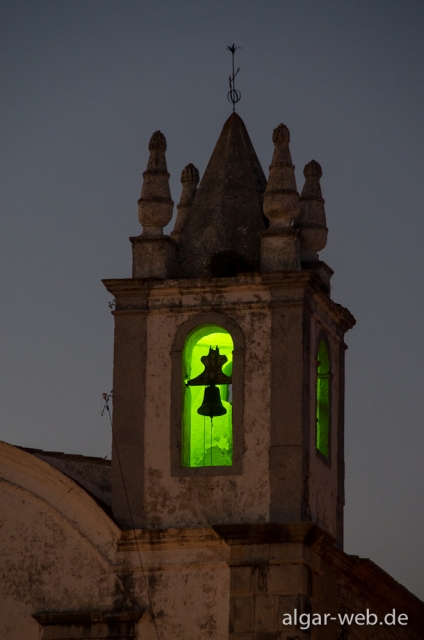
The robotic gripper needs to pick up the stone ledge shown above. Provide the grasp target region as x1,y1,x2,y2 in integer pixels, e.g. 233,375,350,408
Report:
33,611,143,639
213,522,336,548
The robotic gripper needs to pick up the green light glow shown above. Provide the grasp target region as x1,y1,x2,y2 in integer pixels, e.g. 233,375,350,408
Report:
316,340,330,458
182,325,233,467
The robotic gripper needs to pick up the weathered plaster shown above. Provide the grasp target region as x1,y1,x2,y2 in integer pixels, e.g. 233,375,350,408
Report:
0,444,231,640
143,300,272,528
103,271,354,536
0,443,120,638
1,445,423,638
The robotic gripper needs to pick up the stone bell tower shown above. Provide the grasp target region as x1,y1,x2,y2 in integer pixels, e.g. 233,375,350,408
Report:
103,113,355,550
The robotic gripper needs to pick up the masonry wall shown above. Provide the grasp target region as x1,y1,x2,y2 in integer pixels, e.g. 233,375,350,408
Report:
2,444,423,639
218,523,424,640
105,272,351,537
142,283,273,529
0,443,231,640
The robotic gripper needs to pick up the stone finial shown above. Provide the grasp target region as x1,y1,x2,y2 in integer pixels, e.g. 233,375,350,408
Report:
171,164,200,241
149,130,166,149
272,122,290,145
131,131,176,279
260,124,300,272
294,160,328,263
302,159,322,195
304,159,321,177
181,163,199,181
137,131,174,236
263,124,299,229
179,163,199,204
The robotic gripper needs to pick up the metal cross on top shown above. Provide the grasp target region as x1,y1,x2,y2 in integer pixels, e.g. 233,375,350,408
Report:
227,44,242,111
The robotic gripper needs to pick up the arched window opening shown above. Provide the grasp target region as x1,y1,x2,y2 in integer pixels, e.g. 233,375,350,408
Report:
182,324,234,468
316,339,330,458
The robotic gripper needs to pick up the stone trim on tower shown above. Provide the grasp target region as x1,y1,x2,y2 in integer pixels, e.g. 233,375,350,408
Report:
171,163,200,242
131,130,176,279
295,159,328,266
33,612,143,639
261,124,301,272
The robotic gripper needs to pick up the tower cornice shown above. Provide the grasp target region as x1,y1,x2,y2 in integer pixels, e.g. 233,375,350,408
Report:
103,272,356,334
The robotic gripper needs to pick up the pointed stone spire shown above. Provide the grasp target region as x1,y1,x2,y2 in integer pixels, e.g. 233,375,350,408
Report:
260,124,300,272
137,131,174,236
171,163,200,242
131,131,176,278
295,160,328,264
175,113,267,278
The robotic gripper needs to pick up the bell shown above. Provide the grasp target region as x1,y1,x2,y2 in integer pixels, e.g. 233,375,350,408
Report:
197,384,227,418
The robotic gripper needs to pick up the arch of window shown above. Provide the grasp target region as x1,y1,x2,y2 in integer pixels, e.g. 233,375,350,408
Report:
316,339,331,458
170,312,244,476
182,324,233,468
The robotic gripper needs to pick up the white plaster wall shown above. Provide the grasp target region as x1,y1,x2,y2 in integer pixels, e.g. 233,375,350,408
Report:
0,442,232,640
0,442,121,639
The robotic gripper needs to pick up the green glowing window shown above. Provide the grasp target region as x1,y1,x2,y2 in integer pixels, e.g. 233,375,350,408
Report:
316,340,331,458
182,324,233,468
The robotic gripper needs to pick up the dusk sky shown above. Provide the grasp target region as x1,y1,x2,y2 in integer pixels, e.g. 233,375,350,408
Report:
1,1,423,599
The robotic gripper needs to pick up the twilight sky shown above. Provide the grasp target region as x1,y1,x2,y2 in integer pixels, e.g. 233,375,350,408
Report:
1,0,423,599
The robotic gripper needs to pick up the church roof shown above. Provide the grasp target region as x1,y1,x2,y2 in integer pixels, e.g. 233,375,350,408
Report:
175,112,267,278
20,446,111,510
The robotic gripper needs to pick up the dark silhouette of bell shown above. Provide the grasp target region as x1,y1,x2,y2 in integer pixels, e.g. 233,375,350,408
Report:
197,384,227,418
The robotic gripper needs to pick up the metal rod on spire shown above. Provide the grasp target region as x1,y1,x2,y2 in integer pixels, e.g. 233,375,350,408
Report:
227,44,241,112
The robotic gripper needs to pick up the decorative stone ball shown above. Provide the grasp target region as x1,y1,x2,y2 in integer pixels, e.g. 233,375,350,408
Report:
181,163,199,184
304,160,322,180
272,123,290,146
148,130,167,151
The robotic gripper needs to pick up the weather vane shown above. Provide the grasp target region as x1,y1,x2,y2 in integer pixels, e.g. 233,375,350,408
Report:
227,44,241,112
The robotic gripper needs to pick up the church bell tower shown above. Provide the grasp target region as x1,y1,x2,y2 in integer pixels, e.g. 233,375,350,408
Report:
103,113,355,550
